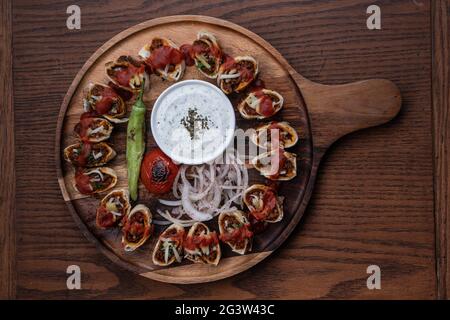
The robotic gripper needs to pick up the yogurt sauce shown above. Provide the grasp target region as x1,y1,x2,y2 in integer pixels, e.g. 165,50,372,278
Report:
151,80,236,164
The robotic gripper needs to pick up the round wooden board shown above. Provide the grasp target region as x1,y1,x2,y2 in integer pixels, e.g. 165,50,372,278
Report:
56,15,401,284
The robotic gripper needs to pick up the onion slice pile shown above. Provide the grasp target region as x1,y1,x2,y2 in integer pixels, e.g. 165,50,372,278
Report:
155,153,248,227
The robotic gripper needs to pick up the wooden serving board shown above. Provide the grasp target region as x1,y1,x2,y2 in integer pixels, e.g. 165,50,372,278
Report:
56,15,401,284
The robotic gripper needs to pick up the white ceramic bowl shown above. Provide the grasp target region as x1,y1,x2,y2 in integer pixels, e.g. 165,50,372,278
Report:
150,80,236,164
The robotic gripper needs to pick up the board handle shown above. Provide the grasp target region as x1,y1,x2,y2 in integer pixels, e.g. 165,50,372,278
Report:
296,77,401,151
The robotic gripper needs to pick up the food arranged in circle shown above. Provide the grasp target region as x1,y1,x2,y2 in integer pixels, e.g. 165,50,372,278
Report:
62,30,302,268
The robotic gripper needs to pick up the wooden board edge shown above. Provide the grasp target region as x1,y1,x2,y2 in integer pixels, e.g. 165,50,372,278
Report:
63,198,149,275
140,251,272,284
0,0,16,299
55,15,318,284
432,0,449,300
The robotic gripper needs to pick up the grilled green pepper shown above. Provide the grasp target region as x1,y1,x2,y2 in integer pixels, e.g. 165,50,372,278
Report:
126,80,146,201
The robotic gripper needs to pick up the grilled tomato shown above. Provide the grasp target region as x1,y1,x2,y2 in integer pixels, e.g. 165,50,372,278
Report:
140,148,179,194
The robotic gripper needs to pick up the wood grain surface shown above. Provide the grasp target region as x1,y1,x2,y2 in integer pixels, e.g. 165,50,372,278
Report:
0,0,16,300
8,0,439,298
432,0,450,300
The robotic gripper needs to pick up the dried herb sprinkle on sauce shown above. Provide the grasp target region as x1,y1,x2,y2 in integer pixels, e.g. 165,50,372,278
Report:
180,107,210,140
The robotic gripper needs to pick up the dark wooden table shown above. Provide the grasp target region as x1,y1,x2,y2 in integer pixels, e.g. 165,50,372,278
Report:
1,0,448,299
